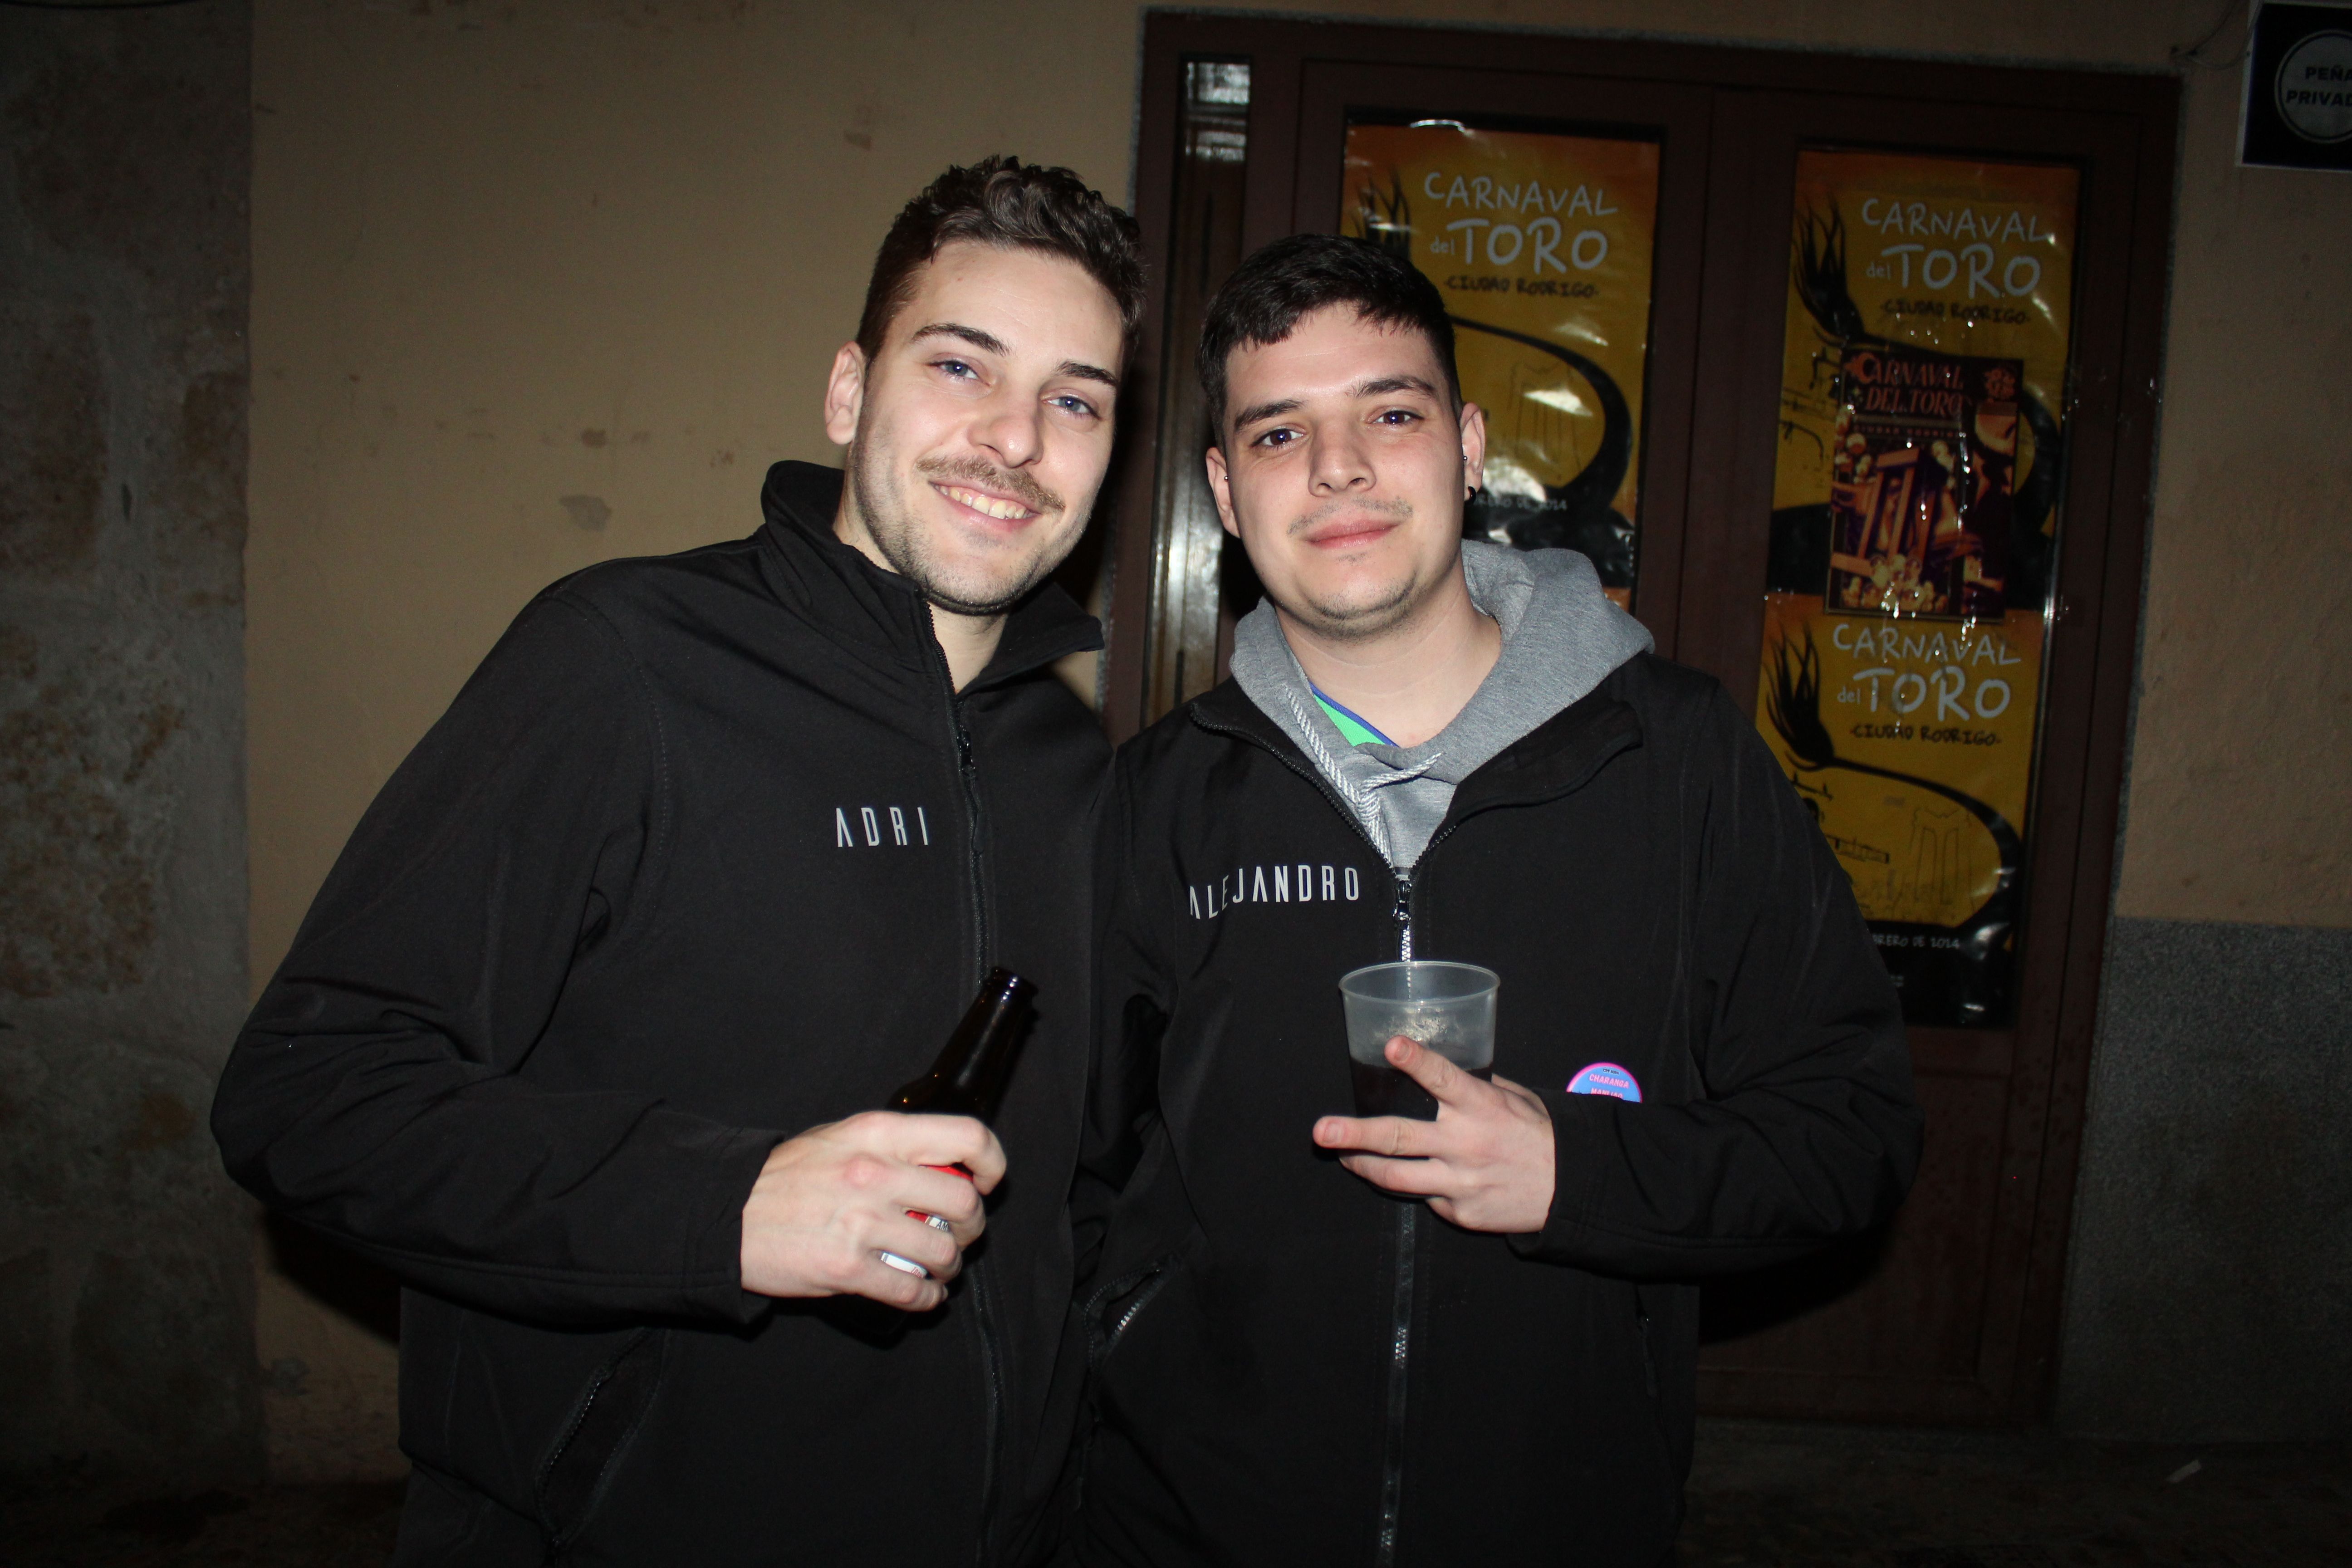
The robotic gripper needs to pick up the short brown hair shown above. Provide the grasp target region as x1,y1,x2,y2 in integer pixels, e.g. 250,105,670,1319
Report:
857,156,1147,361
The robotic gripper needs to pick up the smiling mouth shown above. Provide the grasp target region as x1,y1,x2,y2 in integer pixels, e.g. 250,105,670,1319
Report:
936,483,1039,523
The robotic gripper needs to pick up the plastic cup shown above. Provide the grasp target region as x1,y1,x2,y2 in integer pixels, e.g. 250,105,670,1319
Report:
1337,961,1499,1120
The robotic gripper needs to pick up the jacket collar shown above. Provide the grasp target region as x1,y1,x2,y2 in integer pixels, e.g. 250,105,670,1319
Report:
1446,684,1642,817
754,461,1102,691
1191,669,1643,822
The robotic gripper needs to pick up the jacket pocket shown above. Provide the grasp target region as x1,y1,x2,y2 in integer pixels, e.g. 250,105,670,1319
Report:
1083,1252,1183,1372
535,1327,669,1555
1073,1252,1183,1527
1635,1301,1660,1400
1632,1283,1689,1535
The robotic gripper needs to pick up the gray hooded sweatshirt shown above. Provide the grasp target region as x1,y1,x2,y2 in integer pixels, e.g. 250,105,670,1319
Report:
1229,540,1655,870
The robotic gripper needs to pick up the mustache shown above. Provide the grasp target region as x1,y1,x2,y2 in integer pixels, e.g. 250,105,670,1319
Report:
1287,495,1413,537
916,455,1063,516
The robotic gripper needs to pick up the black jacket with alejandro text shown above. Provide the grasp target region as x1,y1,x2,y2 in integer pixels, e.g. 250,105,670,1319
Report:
1073,654,1922,1567
212,462,1107,1567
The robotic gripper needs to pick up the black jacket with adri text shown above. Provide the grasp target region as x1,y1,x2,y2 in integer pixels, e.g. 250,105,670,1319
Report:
212,462,1107,1567
1073,656,1922,1567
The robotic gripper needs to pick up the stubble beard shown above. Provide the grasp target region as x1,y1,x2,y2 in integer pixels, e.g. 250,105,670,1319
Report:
847,434,1077,618
1264,497,1434,642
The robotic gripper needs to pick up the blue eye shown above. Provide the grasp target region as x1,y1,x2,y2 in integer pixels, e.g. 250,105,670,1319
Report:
936,359,977,380
1050,394,1101,419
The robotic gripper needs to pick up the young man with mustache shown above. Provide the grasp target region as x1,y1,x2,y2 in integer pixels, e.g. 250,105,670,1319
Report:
1072,235,1921,1564
213,158,1141,1566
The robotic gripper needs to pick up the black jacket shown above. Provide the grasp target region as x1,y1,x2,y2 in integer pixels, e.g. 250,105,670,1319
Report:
1073,654,1921,1567
212,462,1108,1566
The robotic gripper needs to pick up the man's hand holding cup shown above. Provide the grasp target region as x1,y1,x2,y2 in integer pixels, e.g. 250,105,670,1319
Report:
1315,1034,1556,1234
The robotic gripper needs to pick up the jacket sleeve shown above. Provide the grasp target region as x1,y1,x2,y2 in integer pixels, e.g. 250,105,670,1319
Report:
211,593,781,1329
1069,759,1171,1290
1515,687,1923,1278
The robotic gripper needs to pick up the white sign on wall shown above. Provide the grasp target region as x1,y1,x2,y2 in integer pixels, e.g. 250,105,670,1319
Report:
2241,0,2352,171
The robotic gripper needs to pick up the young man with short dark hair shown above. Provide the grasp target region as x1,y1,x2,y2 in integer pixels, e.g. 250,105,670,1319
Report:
1073,234,1922,1565
213,157,1142,1567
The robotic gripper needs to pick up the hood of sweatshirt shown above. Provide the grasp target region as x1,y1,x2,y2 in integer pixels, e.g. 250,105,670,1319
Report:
1229,539,1653,867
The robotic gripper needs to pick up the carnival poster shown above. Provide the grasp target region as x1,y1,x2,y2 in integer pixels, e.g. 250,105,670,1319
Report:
1756,151,2079,1027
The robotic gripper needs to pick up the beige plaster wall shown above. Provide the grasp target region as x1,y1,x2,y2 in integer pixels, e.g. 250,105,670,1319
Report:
247,0,2348,1477
2110,58,2352,924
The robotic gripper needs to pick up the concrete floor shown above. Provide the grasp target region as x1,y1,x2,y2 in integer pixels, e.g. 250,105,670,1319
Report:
4,1472,404,1568
7,1422,2347,1566
1682,1421,2351,1567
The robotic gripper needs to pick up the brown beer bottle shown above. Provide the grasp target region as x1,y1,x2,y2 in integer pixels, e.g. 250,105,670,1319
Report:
886,967,1036,1122
877,968,1035,1279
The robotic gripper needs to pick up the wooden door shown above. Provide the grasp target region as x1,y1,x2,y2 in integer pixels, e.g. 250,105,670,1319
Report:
1100,13,2176,1426
1672,88,2170,1422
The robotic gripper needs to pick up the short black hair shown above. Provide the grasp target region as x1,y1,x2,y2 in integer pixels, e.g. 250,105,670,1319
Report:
858,156,1147,361
1196,233,1458,441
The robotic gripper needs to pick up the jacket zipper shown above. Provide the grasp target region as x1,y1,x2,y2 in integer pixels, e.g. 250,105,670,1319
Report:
937,658,1005,1568
1373,868,1416,1568
1363,820,1449,1568
1190,704,1636,1567
1369,805,1477,1568
948,698,990,979
1191,714,1460,1568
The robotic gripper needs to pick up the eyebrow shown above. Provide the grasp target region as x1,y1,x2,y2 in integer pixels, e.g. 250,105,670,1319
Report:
1058,359,1120,389
1230,374,1444,431
908,322,1119,390
1355,374,1442,400
909,322,1008,356
1230,396,1302,430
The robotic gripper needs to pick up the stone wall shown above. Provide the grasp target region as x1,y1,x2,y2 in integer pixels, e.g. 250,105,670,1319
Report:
0,0,258,1481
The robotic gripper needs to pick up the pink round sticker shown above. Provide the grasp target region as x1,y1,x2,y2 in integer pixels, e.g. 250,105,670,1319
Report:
1567,1062,1642,1102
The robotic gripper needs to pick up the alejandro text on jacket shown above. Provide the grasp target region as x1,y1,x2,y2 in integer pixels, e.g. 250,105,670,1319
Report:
1187,862,1364,919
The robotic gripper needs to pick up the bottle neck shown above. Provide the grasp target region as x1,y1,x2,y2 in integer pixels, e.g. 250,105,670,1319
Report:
896,969,1035,1122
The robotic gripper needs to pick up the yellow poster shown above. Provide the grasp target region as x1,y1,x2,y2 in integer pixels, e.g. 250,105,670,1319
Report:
1342,122,1659,604
1754,151,2079,1027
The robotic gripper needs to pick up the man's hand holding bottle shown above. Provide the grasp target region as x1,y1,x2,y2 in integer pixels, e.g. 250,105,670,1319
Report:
738,968,1035,1312
737,1112,1003,1313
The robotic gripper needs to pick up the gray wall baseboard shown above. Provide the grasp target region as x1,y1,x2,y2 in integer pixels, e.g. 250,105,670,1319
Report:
2056,916,2352,1441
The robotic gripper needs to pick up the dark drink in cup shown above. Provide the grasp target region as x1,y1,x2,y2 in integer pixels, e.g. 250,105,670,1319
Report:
1349,1057,1494,1120
1337,962,1500,1121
